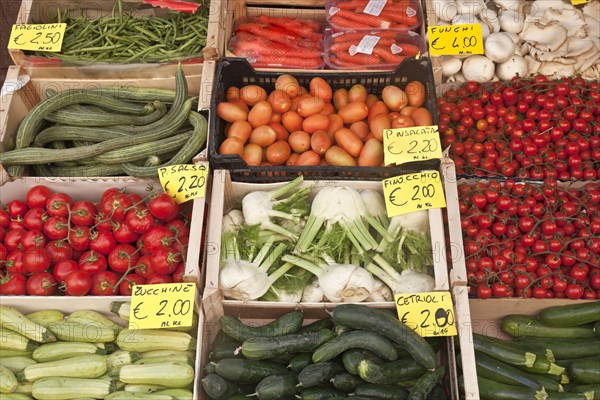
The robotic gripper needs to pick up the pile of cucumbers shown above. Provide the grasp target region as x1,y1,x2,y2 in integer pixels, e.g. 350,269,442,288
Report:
202,304,448,400
465,302,600,400
0,304,198,399
0,65,206,179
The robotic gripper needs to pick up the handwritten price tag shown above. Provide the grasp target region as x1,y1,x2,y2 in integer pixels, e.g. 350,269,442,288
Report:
383,125,443,166
382,171,446,217
129,283,196,330
571,0,590,5
395,291,457,337
8,23,66,52
158,163,208,204
428,24,484,56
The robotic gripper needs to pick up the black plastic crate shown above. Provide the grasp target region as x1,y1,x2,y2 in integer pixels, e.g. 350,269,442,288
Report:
209,57,440,182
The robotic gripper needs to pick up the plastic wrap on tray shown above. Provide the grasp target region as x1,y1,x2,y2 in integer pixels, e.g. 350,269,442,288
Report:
326,0,422,32
228,15,325,69
325,30,426,70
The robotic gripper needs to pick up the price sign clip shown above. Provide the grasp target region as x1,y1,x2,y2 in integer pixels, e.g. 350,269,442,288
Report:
395,291,457,337
129,283,196,330
158,163,209,204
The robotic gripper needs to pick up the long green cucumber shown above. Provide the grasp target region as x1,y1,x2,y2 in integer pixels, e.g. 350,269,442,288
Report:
121,110,207,178
312,330,399,363
95,131,192,164
219,311,304,342
475,351,563,391
501,315,595,339
208,332,242,361
332,305,437,370
45,101,166,127
538,302,600,327
357,358,427,384
48,163,125,177
241,329,334,360
33,126,132,146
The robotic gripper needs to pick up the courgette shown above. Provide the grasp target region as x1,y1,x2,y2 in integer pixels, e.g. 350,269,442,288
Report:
24,310,64,328
312,330,399,363
107,350,142,369
104,392,175,399
475,375,538,400
134,354,194,366
66,310,123,333
213,358,288,384
298,386,346,400
0,329,38,352
154,388,193,400
357,358,427,384
112,362,193,388
408,366,446,400
512,338,600,360
332,305,437,370
354,383,409,399
0,357,37,373
475,351,563,391
31,377,116,399
220,311,304,343
298,362,344,388
330,373,362,392
568,385,600,398
201,374,241,400
241,329,334,360
0,366,18,394
116,329,195,352
33,342,106,363
47,321,116,343
124,384,166,393
538,302,600,327
0,307,57,343
18,354,107,382
0,393,32,399
501,315,595,339
289,353,313,372
252,374,297,400
568,358,600,385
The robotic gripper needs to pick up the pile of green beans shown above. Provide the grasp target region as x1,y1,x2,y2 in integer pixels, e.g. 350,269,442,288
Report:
31,0,209,63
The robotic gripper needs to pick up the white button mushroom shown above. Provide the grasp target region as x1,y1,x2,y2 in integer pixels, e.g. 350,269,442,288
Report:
441,56,463,77
496,54,528,80
462,55,496,82
485,32,517,63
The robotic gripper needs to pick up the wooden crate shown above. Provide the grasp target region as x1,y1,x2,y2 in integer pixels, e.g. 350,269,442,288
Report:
9,0,223,77
0,293,204,400
203,168,451,308
199,287,461,400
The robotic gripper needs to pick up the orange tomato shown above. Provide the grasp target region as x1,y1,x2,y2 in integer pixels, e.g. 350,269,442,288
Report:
325,146,356,166
286,153,300,166
410,107,433,126
366,94,379,108
268,89,292,113
382,85,408,111
242,143,263,166
248,101,273,128
405,81,426,107
333,88,349,111
334,128,363,158
328,114,344,135
226,86,240,101
275,74,300,98
320,103,335,116
358,138,384,166
281,111,304,133
309,77,333,102
288,131,311,153
266,140,291,165
227,120,252,143
268,122,289,141
240,85,268,106
348,84,368,103
369,113,391,142
391,115,415,129
217,102,248,123
368,101,389,123
311,130,332,156
219,137,244,156
338,102,369,124
349,121,370,141
249,125,277,147
303,114,330,134
297,96,326,117
296,150,321,166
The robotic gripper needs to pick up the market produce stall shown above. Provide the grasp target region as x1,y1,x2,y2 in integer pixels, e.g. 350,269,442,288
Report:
1,0,598,398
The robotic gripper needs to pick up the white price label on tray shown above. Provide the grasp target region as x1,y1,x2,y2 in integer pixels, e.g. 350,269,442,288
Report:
363,0,387,16
355,35,381,55
329,6,341,15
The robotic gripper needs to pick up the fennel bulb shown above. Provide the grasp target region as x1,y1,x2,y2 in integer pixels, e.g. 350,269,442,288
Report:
302,279,324,302
282,254,375,303
242,176,310,240
366,278,394,302
365,263,435,295
360,190,390,230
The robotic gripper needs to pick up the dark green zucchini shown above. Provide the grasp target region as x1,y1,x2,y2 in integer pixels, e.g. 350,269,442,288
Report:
354,383,409,399
501,315,595,339
342,349,382,375
332,305,437,370
298,362,344,388
253,374,297,400
408,366,446,400
220,311,304,342
568,358,600,385
511,338,600,360
213,358,289,384
298,387,346,400
331,373,362,392
568,385,600,398
242,329,334,360
289,353,314,372
313,330,399,363
201,373,241,400
538,302,600,327
301,319,334,333
357,358,427,384
594,321,600,337
476,375,539,400
475,351,563,391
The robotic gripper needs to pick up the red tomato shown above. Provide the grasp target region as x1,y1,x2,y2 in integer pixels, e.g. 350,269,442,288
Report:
20,230,46,250
172,263,186,283
7,200,28,219
149,248,181,275
45,193,73,218
23,247,51,274
69,226,90,252
140,226,175,253
148,193,179,222
70,200,96,227
166,220,190,240
4,228,27,251
476,285,492,299
0,210,10,227
118,273,146,296
45,240,73,265
89,230,117,255
565,283,584,299
26,272,57,296
43,216,69,240
53,259,80,282
112,221,140,244
5,250,25,275
125,208,156,234
108,244,140,274
26,185,53,209
23,208,46,231
0,273,27,295
63,270,92,296
134,255,154,279
79,250,108,276
145,274,173,284
0,243,6,262
101,193,133,221
90,271,120,296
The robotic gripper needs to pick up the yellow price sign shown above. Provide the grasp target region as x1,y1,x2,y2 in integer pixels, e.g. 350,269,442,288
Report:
383,125,443,166
158,163,208,204
129,283,196,330
8,23,67,52
395,291,457,337
428,24,484,56
571,0,590,5
382,171,446,217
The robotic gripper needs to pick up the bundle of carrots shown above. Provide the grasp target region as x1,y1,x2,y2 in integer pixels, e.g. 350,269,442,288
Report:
327,31,422,68
229,15,324,69
327,0,420,31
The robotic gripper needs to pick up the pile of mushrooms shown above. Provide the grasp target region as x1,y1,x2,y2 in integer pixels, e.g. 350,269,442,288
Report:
432,0,600,82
